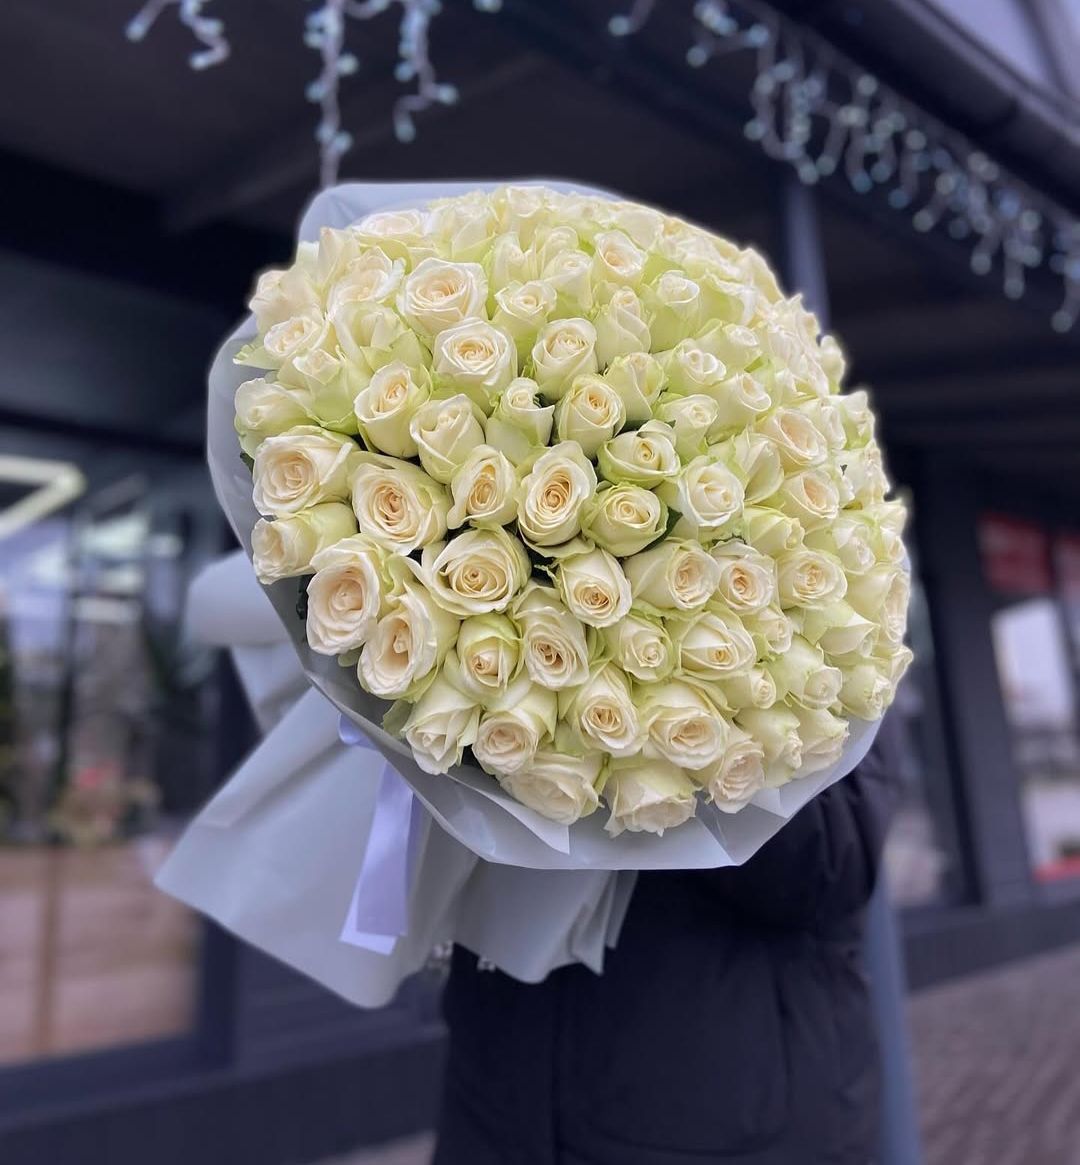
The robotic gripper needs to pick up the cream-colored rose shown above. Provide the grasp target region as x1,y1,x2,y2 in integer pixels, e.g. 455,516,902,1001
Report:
668,606,756,681
484,377,555,465
581,483,667,558
758,408,829,470
542,248,595,312
644,270,703,349
497,744,602,825
433,318,517,410
447,445,519,530
836,388,875,447
560,663,644,758
800,400,845,453
326,247,404,311
740,506,804,557
389,663,481,776
234,378,313,456
353,208,431,256
455,614,521,702
694,727,767,812
594,287,651,367
249,266,320,332
805,517,876,576
305,535,388,653
531,318,599,401
654,394,721,460
260,313,329,370
412,527,531,616
556,546,632,629
357,580,460,700
517,442,597,547
592,229,647,286
776,549,848,609
349,453,449,553
838,662,895,720
722,430,786,505
707,373,773,433
472,674,557,776
252,426,357,516
767,635,843,710
662,340,727,396
711,542,777,614
427,192,498,260
276,347,359,434
511,584,590,691
603,757,698,836
250,503,357,584
846,565,910,647
353,362,431,458
639,680,729,770
658,456,745,538
791,705,849,775
409,393,487,484
603,352,664,424
743,604,795,659
797,601,877,662
397,256,488,339
818,333,846,384
716,665,778,711
554,375,626,458
330,301,426,376
600,610,674,683
492,280,558,356
625,539,720,611
598,421,680,488
736,705,803,786
842,444,890,505
769,468,841,533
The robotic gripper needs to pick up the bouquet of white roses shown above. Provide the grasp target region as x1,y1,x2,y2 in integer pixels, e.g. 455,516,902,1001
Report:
158,180,911,1004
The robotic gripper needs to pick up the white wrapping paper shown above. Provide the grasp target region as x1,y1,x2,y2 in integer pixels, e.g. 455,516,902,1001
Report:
156,179,883,1005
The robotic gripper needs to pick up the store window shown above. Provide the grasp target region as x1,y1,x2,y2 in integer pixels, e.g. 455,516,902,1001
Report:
980,513,1080,884
0,442,221,1066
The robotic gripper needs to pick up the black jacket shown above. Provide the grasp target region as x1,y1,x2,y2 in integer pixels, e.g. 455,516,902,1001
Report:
434,722,903,1165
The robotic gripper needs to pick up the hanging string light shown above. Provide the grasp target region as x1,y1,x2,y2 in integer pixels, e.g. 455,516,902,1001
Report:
125,0,230,70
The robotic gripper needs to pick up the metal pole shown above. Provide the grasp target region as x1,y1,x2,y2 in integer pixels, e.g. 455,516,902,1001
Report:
776,174,924,1165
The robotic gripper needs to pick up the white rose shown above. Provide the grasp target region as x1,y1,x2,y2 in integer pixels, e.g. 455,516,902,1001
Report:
603,757,698,836
819,333,847,384
397,256,488,339
350,453,449,553
653,394,720,460
353,362,431,458
722,430,786,505
740,506,804,557
484,377,555,465
601,611,675,683
699,322,761,372
234,378,313,456
554,375,626,458
252,426,357,516
511,583,590,691
492,280,558,355
557,546,632,629
581,483,667,558
326,247,404,311
603,352,664,424
249,266,320,333
260,313,328,370
791,705,849,775
836,389,875,447
776,549,848,609
330,301,427,377
769,468,841,533
427,192,498,260
694,727,767,813
639,680,729,770
624,539,720,611
846,566,910,647
707,372,772,433
767,635,843,710
644,270,703,349
662,341,727,396
447,445,519,530
409,393,488,484
668,606,756,681
658,456,745,538
433,319,517,410
412,527,531,616
531,318,599,401
305,535,388,653
758,408,829,470
597,421,680,488
716,665,779,711
472,675,558,777
800,400,846,452
743,605,795,659
838,662,895,721
353,208,431,256
542,248,595,312
560,664,644,758
711,542,777,614
841,444,890,505
250,503,357,584
592,229,647,286
498,745,602,825
805,517,876,576
358,581,460,700
389,663,480,776
594,287,651,367
797,601,877,662
517,442,597,547
736,705,803,786
455,614,521,702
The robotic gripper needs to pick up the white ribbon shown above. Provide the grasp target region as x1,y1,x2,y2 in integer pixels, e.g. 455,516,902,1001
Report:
337,716,423,955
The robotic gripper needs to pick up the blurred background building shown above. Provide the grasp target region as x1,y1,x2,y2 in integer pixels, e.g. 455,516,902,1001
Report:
0,2,1078,1163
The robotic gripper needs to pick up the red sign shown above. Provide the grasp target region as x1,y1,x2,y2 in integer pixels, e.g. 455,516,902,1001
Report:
978,513,1052,596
